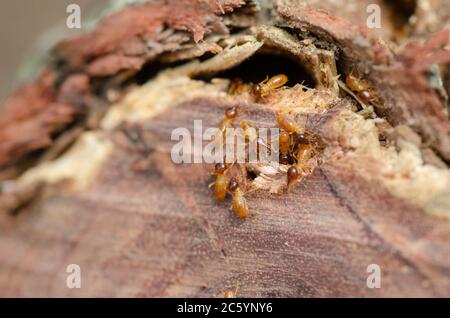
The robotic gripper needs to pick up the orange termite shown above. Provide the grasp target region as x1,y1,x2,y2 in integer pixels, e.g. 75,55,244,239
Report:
253,74,288,99
346,74,375,104
276,112,303,134
216,106,239,144
224,291,236,298
221,106,238,130
227,178,249,219
239,120,258,143
287,143,315,189
213,163,228,201
279,129,291,165
224,285,239,298
228,78,251,95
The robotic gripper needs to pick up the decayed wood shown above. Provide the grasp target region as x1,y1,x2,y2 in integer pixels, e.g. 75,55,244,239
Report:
0,0,450,297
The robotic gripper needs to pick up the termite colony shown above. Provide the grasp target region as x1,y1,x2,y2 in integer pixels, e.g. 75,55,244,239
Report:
276,111,318,190
212,161,251,220
210,75,320,220
210,106,255,220
343,72,380,108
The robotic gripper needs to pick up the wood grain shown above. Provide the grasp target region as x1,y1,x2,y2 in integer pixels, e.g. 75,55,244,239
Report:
0,97,449,297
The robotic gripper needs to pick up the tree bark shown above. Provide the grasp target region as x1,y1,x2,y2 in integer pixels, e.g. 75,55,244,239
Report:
0,0,450,297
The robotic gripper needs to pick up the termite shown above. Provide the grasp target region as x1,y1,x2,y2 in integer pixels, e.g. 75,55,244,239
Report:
345,74,376,104
228,78,251,95
213,163,228,201
253,74,288,99
227,178,249,219
224,291,236,298
221,106,238,130
239,120,258,143
276,112,304,134
224,285,239,298
287,143,315,189
279,129,291,165
294,132,307,145
216,106,239,144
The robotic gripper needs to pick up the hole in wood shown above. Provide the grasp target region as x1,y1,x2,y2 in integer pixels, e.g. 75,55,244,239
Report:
194,52,316,89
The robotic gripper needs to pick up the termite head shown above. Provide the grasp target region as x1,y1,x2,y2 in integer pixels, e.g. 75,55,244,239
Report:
225,106,238,120
295,133,307,144
252,84,262,99
227,178,239,192
357,90,372,103
287,165,300,188
215,163,226,175
280,153,290,165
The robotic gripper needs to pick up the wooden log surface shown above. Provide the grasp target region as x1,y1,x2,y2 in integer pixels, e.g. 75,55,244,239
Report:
0,96,449,297
0,0,450,297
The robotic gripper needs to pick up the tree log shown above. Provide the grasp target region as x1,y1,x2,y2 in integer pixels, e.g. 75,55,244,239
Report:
0,0,450,297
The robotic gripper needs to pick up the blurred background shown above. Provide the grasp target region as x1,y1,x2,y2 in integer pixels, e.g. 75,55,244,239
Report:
0,0,109,102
